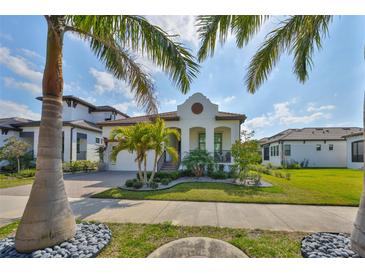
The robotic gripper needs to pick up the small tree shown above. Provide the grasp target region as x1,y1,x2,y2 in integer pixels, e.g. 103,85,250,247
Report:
231,139,261,180
110,122,152,183
148,118,180,183
0,137,30,173
182,149,214,177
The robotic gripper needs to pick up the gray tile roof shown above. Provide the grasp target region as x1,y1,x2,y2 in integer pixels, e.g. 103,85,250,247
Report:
0,117,34,130
98,111,245,126
18,120,102,133
262,127,363,145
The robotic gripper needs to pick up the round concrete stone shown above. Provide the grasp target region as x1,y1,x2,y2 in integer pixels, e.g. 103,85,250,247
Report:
148,237,248,258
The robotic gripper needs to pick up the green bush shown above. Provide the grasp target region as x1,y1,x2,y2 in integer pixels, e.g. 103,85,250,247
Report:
133,181,143,189
63,160,98,173
245,170,261,184
182,149,215,177
136,171,181,182
285,173,291,180
150,182,159,189
125,179,137,187
1,165,16,173
161,178,171,185
209,170,228,179
17,168,36,178
179,169,193,177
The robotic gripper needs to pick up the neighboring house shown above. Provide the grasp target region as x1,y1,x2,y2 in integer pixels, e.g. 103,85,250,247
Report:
343,131,363,169
260,127,363,168
99,93,246,172
0,96,129,162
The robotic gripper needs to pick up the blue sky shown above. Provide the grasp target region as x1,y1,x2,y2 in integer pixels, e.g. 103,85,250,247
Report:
0,15,364,139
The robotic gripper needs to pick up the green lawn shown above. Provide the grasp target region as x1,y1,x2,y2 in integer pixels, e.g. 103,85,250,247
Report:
93,168,363,206
0,174,34,189
0,221,305,257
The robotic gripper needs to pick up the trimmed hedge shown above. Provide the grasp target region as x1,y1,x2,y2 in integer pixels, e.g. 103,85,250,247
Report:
63,160,98,173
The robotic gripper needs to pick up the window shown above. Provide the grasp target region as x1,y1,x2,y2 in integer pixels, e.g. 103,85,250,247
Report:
329,144,334,151
214,133,223,152
316,144,321,151
263,146,269,160
96,137,101,144
270,145,279,156
284,144,291,156
198,133,206,150
352,141,363,163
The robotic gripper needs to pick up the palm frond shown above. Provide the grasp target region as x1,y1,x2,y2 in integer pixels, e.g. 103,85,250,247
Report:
65,25,157,114
291,16,332,82
246,16,332,93
66,16,199,94
196,15,233,62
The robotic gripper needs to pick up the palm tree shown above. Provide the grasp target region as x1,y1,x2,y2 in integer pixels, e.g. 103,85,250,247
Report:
15,15,199,253
148,118,180,183
110,122,151,183
196,15,365,256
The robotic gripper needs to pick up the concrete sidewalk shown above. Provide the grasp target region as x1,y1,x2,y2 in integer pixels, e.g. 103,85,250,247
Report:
0,195,358,233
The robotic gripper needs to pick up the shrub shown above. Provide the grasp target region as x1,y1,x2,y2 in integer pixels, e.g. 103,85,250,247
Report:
266,163,273,169
153,177,161,182
63,160,98,173
125,179,136,188
1,164,16,173
161,178,171,185
179,169,193,177
150,182,159,189
182,149,215,177
285,173,291,180
133,181,143,189
18,168,36,178
210,170,228,179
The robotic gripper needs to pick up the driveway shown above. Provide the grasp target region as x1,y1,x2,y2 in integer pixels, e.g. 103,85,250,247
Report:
0,171,135,198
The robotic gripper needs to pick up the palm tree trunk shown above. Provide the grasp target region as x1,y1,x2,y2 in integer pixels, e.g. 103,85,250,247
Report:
148,151,159,184
143,155,148,184
137,157,143,182
351,93,365,257
15,16,76,253
17,157,20,173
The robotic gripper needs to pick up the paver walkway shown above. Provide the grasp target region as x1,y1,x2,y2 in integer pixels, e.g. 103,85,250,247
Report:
0,195,358,233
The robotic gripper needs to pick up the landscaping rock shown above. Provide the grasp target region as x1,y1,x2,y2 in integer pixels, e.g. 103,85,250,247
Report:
0,222,111,258
301,232,360,258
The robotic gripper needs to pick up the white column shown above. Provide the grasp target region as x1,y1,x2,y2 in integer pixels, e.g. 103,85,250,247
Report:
180,126,190,158
206,127,214,154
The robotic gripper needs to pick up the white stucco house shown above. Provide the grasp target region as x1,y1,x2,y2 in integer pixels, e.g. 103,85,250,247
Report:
99,93,245,171
344,131,363,169
260,127,363,168
0,95,128,163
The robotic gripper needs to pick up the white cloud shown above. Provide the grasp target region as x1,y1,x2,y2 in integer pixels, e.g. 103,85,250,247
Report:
131,111,145,117
245,100,334,132
3,77,41,95
223,96,236,103
113,101,135,113
307,103,335,112
0,32,13,41
161,98,177,106
89,67,133,98
146,16,199,47
0,46,43,83
0,99,40,120
18,48,44,61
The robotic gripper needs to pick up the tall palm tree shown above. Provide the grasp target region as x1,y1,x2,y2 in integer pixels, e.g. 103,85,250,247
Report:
148,118,180,183
196,15,365,256
15,15,199,253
